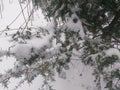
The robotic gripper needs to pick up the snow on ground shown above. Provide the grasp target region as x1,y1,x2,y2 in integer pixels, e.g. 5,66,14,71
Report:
54,60,97,90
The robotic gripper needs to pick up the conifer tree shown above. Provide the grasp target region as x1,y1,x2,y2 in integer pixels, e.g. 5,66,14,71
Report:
0,0,120,90
31,0,120,90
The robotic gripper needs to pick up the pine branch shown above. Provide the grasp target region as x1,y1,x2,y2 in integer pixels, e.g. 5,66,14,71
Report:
102,10,120,39
108,10,120,28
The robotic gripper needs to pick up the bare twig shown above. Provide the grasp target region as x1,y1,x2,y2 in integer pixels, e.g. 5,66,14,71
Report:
18,0,28,29
8,0,31,27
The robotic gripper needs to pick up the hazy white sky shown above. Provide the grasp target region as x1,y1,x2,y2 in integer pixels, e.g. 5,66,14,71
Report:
0,0,95,90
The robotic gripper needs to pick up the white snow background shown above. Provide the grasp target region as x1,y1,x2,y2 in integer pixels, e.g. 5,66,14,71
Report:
0,0,97,90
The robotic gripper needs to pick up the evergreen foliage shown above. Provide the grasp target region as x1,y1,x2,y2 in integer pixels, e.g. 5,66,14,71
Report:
30,0,120,90
0,0,120,90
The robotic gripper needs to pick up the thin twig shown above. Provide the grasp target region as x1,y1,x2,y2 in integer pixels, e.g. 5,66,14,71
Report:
8,0,31,27
18,0,28,29
21,7,34,33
